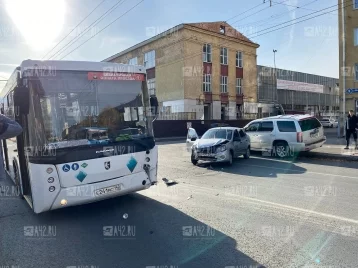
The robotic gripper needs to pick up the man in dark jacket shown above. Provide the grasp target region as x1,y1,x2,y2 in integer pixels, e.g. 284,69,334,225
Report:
0,114,23,181
345,110,358,149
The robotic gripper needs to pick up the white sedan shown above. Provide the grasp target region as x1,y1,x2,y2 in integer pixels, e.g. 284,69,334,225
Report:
319,119,335,128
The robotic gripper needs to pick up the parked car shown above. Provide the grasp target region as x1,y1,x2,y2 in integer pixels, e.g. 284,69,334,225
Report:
332,119,339,128
320,118,336,128
243,115,326,158
186,127,251,166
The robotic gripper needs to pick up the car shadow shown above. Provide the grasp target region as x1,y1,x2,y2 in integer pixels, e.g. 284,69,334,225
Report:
1,193,266,268
196,156,307,178
250,150,358,171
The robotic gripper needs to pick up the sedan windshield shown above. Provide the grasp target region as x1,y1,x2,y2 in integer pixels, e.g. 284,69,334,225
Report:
201,129,233,140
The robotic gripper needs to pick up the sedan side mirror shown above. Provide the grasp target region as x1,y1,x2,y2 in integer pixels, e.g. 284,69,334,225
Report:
191,137,197,141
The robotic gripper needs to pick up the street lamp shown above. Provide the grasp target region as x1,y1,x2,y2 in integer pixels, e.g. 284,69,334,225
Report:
273,49,278,102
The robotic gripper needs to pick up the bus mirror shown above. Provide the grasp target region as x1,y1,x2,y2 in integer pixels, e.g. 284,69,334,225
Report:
150,96,158,115
14,86,30,115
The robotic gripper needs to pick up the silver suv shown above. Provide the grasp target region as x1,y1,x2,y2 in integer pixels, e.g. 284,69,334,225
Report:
243,115,326,158
186,127,251,166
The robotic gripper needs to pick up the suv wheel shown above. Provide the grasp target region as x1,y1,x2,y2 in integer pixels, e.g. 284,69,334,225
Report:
274,142,289,158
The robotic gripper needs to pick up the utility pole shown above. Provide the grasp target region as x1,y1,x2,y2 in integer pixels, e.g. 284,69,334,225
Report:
273,49,278,102
341,0,346,137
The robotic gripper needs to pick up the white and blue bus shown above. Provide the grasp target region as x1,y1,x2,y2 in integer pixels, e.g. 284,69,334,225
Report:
1,60,158,213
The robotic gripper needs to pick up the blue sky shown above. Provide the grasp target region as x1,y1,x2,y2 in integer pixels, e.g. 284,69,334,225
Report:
0,0,339,91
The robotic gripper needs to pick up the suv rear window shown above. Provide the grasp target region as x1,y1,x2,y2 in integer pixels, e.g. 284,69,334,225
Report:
299,118,322,131
277,121,297,132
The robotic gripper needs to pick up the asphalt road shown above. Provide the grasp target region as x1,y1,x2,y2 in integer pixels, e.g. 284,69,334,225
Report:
1,142,358,268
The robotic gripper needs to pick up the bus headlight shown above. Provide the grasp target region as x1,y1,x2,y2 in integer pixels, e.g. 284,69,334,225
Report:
47,177,54,183
60,199,67,206
49,186,55,192
46,167,53,174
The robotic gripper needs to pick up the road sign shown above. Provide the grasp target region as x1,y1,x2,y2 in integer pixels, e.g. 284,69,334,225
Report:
346,88,358,94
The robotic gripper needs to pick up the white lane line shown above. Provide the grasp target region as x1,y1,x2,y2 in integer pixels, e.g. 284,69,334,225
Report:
241,163,358,180
181,183,358,225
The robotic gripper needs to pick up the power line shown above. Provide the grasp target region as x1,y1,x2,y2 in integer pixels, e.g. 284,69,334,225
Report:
237,0,319,28
271,0,338,15
247,2,352,39
232,0,290,25
48,0,126,60
226,2,266,22
59,0,145,60
42,0,107,59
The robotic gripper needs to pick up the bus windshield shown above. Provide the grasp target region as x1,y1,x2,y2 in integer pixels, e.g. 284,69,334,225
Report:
25,70,153,149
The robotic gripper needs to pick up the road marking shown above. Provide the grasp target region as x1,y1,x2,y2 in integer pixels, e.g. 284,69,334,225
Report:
180,183,358,225
241,163,358,180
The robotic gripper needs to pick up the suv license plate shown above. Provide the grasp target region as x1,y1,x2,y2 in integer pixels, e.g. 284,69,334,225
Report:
94,184,121,196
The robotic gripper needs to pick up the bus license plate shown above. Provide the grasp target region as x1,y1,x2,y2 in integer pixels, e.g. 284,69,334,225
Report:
94,184,121,196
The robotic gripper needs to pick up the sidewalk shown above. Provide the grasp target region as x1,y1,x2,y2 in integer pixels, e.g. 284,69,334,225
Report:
301,144,358,161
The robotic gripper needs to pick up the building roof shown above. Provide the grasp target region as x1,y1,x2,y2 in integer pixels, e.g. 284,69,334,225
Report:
102,21,259,62
186,21,258,46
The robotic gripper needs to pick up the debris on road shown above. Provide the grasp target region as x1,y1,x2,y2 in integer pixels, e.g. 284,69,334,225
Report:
187,195,192,200
215,193,219,196
162,178,177,186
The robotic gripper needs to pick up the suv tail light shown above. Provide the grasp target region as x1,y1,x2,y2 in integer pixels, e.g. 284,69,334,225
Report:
297,132,303,143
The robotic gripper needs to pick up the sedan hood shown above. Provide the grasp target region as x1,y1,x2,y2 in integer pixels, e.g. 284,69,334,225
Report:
195,139,228,148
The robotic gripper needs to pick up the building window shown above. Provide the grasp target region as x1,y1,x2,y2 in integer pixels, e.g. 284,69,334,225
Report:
220,25,225,34
236,78,242,94
144,50,155,69
203,44,212,63
220,76,228,93
236,51,243,67
203,74,211,92
354,0,358,9
355,64,358,81
128,57,138,65
147,78,156,96
354,28,358,46
220,47,228,65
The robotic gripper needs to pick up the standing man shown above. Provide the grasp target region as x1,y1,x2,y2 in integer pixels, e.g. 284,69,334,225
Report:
344,110,358,150
0,114,23,181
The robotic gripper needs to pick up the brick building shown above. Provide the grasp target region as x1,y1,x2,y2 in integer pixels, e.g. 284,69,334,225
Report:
103,21,259,120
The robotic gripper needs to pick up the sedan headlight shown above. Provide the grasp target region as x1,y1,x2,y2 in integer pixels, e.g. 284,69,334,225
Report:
216,145,227,153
